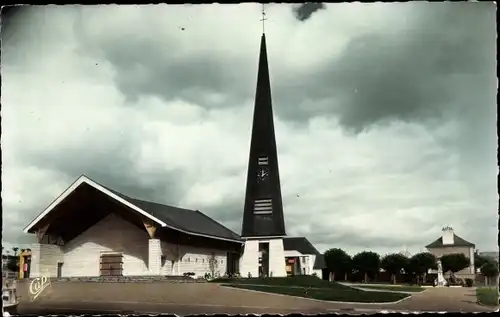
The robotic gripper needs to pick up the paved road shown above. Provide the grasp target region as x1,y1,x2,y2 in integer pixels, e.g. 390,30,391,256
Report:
16,281,495,315
349,287,496,313
396,287,496,312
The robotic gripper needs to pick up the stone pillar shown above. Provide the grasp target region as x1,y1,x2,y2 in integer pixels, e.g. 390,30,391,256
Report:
175,245,181,275
469,248,475,275
239,240,259,278
148,239,162,276
174,259,179,276
269,239,287,277
30,243,41,278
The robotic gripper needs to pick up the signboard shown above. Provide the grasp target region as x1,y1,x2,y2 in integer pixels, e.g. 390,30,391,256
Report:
29,276,51,300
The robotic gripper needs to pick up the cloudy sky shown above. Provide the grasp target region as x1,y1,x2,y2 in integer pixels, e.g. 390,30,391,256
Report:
2,3,497,256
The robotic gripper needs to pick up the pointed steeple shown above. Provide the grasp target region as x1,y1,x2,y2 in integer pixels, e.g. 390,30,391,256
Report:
241,34,286,238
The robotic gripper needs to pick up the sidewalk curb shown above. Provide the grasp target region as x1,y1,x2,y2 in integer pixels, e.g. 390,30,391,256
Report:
220,285,412,305
338,283,428,295
351,286,425,295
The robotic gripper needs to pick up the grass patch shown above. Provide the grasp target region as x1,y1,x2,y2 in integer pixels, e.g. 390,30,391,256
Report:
211,275,351,290
476,287,498,307
357,285,425,293
223,284,410,303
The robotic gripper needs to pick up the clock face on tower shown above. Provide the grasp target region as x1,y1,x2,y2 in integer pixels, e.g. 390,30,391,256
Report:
256,167,269,183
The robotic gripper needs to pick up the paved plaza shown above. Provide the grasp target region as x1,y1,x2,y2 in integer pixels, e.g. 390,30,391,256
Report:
16,281,496,315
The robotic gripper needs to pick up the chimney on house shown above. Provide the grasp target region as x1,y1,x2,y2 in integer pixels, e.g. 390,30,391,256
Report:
442,226,454,245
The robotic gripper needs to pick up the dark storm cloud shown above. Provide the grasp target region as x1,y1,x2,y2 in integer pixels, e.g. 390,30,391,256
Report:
275,2,496,131
72,10,256,108
292,3,326,22
1,5,23,42
16,131,188,207
77,2,495,135
201,200,243,234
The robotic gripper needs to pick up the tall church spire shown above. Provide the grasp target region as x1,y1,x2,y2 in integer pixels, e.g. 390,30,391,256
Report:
241,32,286,238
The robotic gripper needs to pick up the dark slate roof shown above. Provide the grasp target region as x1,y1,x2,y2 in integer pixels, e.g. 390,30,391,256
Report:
92,178,243,243
283,237,326,269
425,234,475,248
283,237,320,254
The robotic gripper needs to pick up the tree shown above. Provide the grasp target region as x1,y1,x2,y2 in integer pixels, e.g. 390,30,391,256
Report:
440,253,470,280
12,247,19,256
323,248,352,281
6,255,19,272
474,252,494,270
381,253,409,284
480,261,499,286
352,251,380,283
409,252,437,284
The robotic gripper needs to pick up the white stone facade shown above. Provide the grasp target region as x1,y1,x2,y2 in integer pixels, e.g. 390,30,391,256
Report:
268,239,286,277
29,214,231,278
427,245,476,280
283,250,322,276
239,240,259,277
148,239,162,275
239,238,287,278
442,227,454,245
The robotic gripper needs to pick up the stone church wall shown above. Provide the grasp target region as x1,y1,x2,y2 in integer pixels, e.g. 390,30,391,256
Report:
61,213,150,277
161,242,227,278
31,213,231,278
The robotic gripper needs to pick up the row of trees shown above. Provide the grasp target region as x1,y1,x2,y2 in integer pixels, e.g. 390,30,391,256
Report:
324,248,498,284
2,246,31,256
474,252,499,286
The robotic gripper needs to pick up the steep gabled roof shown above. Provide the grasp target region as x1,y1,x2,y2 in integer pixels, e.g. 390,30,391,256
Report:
426,234,475,249
283,237,326,269
283,237,320,255
24,175,242,243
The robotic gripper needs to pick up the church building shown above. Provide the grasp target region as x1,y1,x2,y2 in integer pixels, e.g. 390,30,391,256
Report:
22,31,325,279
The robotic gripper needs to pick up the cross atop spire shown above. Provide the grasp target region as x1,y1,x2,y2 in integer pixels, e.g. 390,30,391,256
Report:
260,4,267,34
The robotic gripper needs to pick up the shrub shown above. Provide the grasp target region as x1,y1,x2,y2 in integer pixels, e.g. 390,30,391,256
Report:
465,278,474,287
476,287,498,306
445,277,464,286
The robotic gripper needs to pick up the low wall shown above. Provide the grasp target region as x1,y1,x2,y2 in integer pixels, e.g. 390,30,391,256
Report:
27,275,208,283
